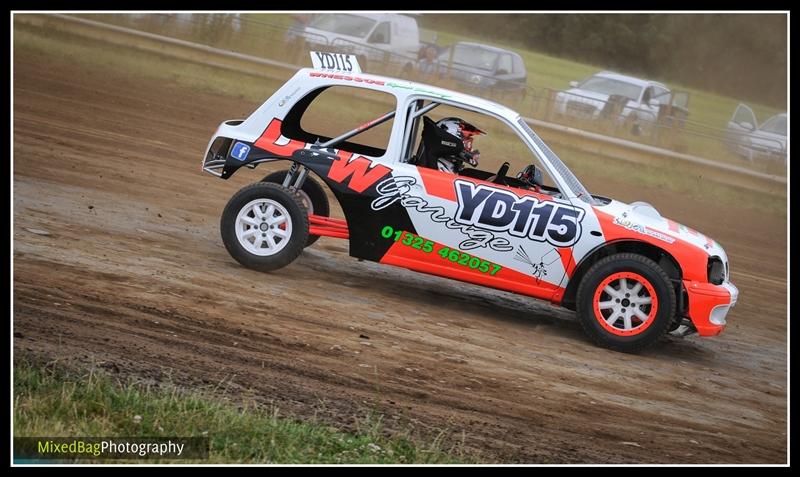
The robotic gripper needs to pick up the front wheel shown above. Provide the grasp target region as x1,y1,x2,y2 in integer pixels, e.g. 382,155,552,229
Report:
575,253,676,353
220,182,309,272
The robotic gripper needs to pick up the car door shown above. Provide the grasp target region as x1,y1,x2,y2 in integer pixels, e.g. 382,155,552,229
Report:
726,103,758,153
366,21,391,61
381,107,578,301
494,53,515,92
639,86,659,122
756,114,787,154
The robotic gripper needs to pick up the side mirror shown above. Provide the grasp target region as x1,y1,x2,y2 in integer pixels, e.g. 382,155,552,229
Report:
740,121,755,131
569,80,579,88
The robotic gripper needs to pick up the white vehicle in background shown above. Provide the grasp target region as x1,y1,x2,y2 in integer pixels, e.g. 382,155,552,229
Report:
554,71,689,135
725,104,787,162
301,13,419,73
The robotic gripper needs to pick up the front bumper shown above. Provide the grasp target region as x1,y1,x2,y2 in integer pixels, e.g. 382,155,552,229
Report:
683,279,739,336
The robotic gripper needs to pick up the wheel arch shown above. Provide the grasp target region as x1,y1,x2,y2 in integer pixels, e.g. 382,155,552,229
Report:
562,239,683,311
259,159,344,215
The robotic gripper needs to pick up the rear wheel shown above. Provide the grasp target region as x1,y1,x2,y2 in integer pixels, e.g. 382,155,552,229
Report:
261,170,330,247
575,253,676,353
220,182,309,272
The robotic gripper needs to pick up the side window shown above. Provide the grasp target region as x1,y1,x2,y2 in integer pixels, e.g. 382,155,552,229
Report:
497,54,513,75
369,22,390,44
512,55,525,75
652,86,670,104
641,87,653,104
284,86,396,157
407,103,558,190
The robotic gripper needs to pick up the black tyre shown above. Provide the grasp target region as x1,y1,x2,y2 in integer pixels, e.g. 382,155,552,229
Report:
220,182,309,272
261,170,330,247
575,253,676,353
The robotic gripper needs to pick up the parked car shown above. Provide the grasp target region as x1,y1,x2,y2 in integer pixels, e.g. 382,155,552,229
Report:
725,103,787,162
554,71,689,135
200,52,737,353
300,13,419,73
437,42,528,100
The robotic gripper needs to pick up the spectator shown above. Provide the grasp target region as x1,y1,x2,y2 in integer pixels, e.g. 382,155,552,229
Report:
418,45,443,80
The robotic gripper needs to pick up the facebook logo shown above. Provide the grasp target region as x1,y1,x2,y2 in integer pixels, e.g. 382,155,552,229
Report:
231,142,251,161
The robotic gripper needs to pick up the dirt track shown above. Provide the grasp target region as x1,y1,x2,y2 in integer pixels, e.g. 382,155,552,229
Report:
13,47,788,463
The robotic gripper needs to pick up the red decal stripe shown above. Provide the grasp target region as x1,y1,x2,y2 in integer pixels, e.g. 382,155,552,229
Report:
556,247,576,278
417,167,457,201
379,237,563,301
254,118,305,156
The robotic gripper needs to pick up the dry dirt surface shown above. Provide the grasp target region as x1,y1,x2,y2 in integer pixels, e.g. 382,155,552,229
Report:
13,48,787,463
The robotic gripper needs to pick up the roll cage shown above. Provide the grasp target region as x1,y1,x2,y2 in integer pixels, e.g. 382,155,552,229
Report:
202,67,594,205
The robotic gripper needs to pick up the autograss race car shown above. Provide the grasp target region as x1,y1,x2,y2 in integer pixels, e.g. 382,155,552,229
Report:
201,52,738,353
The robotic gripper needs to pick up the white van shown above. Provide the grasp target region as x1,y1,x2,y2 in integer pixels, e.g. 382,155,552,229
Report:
301,13,420,72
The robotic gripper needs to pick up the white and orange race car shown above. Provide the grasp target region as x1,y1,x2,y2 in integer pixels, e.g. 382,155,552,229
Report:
202,52,738,353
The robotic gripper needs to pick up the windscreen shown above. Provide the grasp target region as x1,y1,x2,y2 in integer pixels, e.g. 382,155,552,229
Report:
444,44,499,71
579,77,643,101
518,118,597,205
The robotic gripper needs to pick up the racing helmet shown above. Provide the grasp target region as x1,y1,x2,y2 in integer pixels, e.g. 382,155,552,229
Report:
417,116,485,173
434,117,485,173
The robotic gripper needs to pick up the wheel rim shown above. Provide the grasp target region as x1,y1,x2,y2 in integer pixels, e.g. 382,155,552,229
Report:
592,272,659,336
235,199,293,257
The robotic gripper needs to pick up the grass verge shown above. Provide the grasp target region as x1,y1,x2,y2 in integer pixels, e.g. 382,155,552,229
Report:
13,358,471,464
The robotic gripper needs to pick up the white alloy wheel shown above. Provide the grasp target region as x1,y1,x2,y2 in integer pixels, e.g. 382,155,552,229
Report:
235,198,293,256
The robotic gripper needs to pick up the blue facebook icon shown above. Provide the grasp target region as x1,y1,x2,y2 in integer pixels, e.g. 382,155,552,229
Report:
231,142,251,161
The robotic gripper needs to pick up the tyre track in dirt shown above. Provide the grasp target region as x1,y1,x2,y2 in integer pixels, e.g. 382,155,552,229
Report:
13,47,787,463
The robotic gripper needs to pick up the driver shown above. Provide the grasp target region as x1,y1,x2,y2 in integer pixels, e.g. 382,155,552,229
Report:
430,117,486,173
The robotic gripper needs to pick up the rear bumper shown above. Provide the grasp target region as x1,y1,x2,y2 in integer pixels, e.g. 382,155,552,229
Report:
683,280,739,336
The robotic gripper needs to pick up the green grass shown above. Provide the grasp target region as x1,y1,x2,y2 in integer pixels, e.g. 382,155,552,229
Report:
13,21,786,217
13,359,471,464
557,146,786,217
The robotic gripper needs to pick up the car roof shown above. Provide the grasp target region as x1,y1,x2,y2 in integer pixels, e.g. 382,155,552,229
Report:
593,71,667,89
299,67,520,120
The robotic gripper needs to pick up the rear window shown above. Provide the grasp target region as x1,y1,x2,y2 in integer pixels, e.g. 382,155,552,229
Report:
283,86,396,157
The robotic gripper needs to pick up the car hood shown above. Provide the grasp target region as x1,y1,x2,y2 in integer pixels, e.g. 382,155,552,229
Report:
749,131,787,151
562,88,612,104
596,198,728,261
447,65,495,84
